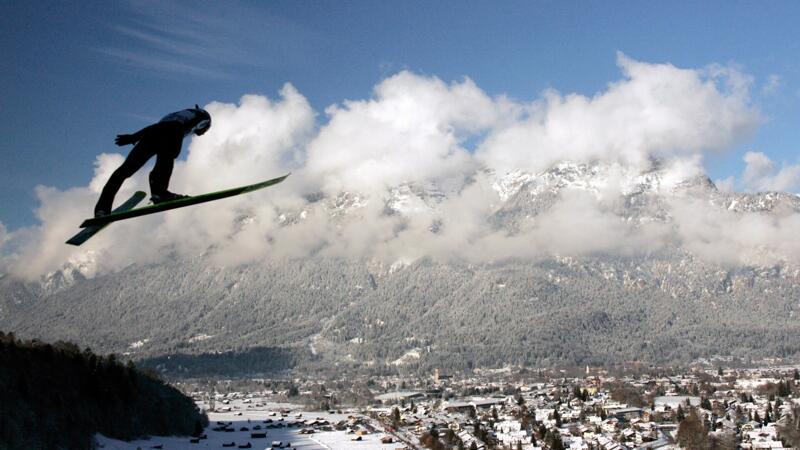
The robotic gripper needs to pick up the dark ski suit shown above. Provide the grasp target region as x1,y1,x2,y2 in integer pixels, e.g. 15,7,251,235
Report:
94,109,208,216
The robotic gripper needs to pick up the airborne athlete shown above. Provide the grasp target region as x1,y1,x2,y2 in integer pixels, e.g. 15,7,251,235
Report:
94,105,211,217
66,105,289,246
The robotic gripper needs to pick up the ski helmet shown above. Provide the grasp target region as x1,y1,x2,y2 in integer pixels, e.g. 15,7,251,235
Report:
191,104,211,136
160,105,212,136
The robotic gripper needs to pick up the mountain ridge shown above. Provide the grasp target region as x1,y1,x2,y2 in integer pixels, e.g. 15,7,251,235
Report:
2,162,799,375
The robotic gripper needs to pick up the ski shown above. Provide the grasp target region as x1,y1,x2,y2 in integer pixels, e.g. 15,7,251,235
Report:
78,173,290,228
66,191,147,246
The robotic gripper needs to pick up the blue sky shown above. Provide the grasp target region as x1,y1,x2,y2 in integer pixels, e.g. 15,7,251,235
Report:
1,0,799,229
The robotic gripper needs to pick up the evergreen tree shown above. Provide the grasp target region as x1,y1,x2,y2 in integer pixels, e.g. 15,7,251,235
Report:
443,428,456,445
778,406,800,447
392,407,402,427
0,335,206,450
572,385,582,399
677,405,685,422
677,408,709,450
779,380,792,397
546,430,565,450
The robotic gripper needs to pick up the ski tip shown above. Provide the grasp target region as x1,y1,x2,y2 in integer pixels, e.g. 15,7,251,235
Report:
270,173,291,183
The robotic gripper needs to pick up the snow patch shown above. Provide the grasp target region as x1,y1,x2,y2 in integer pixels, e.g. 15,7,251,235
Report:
129,339,149,349
188,334,214,343
391,348,421,366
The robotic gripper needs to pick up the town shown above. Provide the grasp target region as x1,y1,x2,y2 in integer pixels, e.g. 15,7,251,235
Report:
167,362,800,450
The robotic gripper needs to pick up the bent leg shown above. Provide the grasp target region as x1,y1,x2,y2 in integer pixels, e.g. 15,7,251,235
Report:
94,145,153,215
149,153,175,196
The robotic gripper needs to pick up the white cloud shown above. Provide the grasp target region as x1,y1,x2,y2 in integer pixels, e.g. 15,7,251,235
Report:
670,196,800,266
477,52,760,173
305,71,516,195
89,153,128,193
181,84,315,193
4,55,795,280
10,185,98,279
742,151,800,192
743,151,776,186
715,176,735,193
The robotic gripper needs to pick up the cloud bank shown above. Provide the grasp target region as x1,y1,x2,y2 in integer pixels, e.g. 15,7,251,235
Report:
476,53,759,173
4,54,799,281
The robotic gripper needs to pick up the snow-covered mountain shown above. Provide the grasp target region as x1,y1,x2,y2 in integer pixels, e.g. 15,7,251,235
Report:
493,162,799,222
2,162,799,375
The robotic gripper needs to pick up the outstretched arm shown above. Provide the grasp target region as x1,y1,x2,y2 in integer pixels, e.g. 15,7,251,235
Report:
114,124,159,146
114,134,139,146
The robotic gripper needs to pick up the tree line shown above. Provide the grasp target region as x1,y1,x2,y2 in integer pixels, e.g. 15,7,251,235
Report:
0,331,207,450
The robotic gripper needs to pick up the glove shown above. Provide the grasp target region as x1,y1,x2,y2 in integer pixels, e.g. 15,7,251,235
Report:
115,134,138,146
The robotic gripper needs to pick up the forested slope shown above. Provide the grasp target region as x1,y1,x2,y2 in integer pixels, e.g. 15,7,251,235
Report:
4,254,798,378
0,332,207,450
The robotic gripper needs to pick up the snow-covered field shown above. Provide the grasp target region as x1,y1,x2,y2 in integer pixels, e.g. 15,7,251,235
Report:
309,430,395,450
96,400,403,450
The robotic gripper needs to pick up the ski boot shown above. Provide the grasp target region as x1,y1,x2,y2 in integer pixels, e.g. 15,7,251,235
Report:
151,191,189,204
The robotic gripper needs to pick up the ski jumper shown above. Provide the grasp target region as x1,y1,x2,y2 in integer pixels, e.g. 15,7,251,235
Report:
94,108,210,216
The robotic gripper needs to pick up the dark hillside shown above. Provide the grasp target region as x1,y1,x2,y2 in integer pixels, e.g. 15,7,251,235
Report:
0,331,207,450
